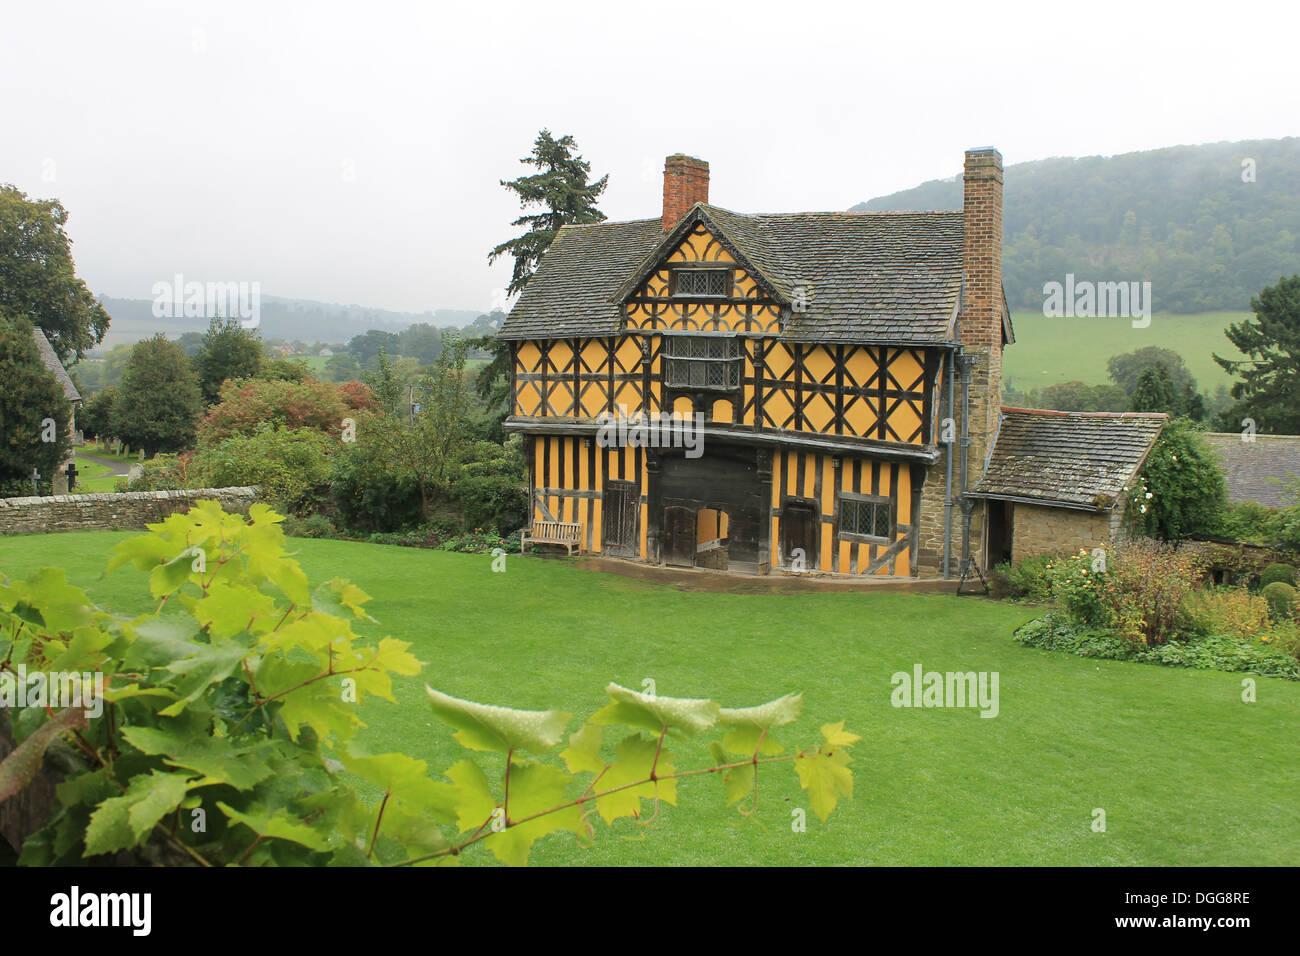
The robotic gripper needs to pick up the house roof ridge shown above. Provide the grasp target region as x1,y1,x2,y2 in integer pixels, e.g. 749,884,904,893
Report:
1001,406,1169,420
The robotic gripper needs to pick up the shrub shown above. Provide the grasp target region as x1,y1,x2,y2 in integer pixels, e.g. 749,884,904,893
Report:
122,452,192,491
198,377,350,445
1260,562,1297,587
190,424,334,515
1009,554,1055,602
1262,581,1297,622
987,562,1014,599
1180,586,1272,640
1125,419,1227,541
1050,539,1207,646
282,512,336,539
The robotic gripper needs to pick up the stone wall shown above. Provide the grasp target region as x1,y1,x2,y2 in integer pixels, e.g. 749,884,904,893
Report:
0,488,259,535
1011,501,1112,560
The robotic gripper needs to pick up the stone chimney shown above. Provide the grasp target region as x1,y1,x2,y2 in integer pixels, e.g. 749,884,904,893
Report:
663,154,709,232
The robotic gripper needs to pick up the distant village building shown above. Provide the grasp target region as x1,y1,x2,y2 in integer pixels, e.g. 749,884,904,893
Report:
1202,433,1300,508
498,149,1164,578
32,326,82,494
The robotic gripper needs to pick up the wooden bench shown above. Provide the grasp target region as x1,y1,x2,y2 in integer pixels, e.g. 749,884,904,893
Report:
520,520,584,556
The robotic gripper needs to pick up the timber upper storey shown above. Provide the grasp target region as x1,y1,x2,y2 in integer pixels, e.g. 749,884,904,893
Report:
499,200,1011,463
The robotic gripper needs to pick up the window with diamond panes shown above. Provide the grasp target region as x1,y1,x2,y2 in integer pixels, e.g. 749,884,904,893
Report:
838,495,892,542
672,269,730,297
664,335,742,390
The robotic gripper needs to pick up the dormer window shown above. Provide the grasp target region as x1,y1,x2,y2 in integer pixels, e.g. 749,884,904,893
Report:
671,268,731,298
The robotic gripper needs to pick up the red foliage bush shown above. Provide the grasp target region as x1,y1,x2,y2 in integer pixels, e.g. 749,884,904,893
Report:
198,378,350,445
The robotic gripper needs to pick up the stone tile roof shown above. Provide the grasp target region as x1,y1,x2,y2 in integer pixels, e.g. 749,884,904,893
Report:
498,218,664,340
972,408,1167,511
32,326,81,402
497,203,978,345
1201,432,1300,508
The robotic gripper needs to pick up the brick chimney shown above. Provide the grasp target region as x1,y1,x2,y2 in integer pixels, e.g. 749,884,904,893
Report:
960,148,1004,452
663,154,709,232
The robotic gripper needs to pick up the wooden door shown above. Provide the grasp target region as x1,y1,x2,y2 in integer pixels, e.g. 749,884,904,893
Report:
781,503,817,570
663,506,697,568
602,480,638,556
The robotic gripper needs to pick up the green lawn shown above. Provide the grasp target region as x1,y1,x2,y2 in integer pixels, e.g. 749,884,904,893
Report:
1,532,1296,866
1004,310,1247,394
71,454,123,493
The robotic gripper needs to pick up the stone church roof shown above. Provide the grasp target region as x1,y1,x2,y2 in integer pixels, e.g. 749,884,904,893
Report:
32,326,82,403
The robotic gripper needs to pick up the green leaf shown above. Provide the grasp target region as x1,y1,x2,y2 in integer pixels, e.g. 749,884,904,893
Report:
426,686,569,755
159,640,251,716
149,548,199,599
595,733,676,824
85,770,193,856
195,581,277,638
560,723,604,775
484,761,581,867
217,802,330,853
120,725,274,790
312,578,375,622
723,764,755,807
794,745,854,822
718,693,801,756
444,760,497,833
341,752,457,823
820,721,863,748
590,682,719,736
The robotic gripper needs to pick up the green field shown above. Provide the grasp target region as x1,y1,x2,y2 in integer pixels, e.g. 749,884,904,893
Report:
1004,310,1247,394
2,532,1296,866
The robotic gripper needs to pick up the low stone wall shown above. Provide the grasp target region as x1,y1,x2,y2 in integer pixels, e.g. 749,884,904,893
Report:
0,487,260,535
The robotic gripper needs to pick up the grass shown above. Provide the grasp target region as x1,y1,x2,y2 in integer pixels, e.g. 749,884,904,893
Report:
1004,310,1247,394
71,455,123,493
2,531,1297,866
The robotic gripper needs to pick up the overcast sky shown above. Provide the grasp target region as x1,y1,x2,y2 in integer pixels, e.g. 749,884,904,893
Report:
2,0,1297,316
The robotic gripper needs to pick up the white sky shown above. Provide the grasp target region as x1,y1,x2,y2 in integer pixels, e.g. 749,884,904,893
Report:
2,0,1297,315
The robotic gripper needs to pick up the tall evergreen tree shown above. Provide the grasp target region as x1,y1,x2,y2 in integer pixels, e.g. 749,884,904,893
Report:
1214,275,1300,433
1131,364,1178,414
194,316,263,404
111,334,202,456
488,130,608,296
0,313,72,492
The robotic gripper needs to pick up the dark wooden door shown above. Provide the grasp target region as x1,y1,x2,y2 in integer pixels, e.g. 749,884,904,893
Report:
663,506,697,568
602,480,638,556
782,504,817,570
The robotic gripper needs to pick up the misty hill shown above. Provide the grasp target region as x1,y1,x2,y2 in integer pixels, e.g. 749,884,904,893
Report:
95,294,483,349
851,137,1300,313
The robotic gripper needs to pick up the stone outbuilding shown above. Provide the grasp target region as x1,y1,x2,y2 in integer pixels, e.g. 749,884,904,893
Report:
970,407,1167,564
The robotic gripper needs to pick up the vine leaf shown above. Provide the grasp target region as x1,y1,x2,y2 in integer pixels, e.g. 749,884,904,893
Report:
341,751,458,824
794,722,862,822
85,770,193,856
426,686,569,754
596,733,677,824
484,761,581,867
590,683,719,736
560,723,604,775
218,802,330,853
718,692,802,756
120,724,274,790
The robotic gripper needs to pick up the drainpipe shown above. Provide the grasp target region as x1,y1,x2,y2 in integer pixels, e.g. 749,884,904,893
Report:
957,352,977,575
942,347,955,578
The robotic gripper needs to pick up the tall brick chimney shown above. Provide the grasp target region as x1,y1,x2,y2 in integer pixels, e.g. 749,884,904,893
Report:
663,154,709,232
959,147,1004,569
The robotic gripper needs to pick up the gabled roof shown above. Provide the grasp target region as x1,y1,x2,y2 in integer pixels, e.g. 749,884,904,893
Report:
498,218,663,340
1201,432,1300,508
971,408,1167,511
32,326,81,403
497,203,979,345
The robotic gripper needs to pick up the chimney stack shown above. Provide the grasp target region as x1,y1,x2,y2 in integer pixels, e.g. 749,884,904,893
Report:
960,147,1004,433
662,154,709,232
